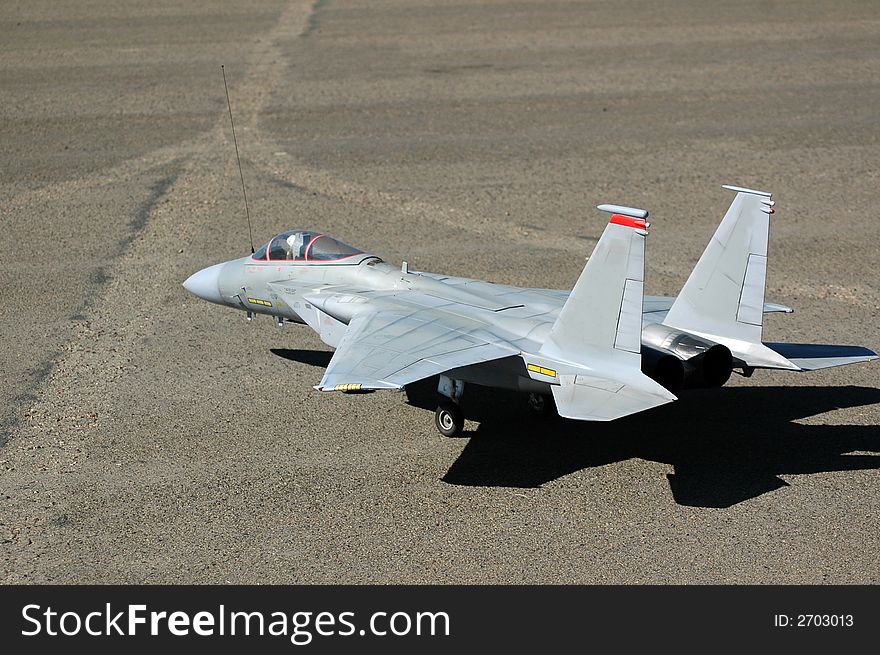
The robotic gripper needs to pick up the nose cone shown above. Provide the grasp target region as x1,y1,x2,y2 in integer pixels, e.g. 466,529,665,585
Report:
183,263,225,305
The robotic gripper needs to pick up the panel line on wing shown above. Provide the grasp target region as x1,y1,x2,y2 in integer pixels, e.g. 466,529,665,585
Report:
316,306,519,391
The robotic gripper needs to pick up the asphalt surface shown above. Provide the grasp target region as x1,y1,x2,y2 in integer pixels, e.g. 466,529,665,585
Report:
1,0,878,583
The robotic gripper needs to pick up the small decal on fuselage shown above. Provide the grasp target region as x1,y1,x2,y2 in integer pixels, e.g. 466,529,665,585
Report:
527,363,557,378
247,297,273,307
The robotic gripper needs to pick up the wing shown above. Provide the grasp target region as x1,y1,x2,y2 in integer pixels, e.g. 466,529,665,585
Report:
314,307,519,391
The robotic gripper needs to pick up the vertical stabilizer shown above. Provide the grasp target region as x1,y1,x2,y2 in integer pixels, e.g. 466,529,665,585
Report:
663,185,775,344
535,205,676,420
540,206,649,367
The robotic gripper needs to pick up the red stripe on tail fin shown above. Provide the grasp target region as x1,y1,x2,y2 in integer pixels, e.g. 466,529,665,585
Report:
610,214,649,230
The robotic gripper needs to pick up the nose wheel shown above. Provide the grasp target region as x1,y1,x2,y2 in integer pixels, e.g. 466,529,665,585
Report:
435,401,464,437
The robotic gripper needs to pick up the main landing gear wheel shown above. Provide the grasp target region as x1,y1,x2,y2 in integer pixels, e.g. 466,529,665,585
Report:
435,401,464,437
527,392,554,417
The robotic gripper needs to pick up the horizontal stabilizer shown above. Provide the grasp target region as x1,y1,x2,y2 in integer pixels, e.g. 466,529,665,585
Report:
764,343,878,371
763,302,793,314
642,296,793,316
550,368,676,421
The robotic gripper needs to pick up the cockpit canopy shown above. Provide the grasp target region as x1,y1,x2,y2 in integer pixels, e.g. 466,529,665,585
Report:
252,230,365,263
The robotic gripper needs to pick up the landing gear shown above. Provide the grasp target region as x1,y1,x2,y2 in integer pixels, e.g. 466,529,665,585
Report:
435,374,465,437
527,392,554,417
435,401,464,437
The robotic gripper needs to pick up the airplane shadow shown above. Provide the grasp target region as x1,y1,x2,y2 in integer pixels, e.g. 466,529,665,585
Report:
271,348,333,368
405,379,880,508
269,349,880,508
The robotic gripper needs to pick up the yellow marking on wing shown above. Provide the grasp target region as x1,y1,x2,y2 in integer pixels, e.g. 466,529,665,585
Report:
334,383,363,391
527,363,557,377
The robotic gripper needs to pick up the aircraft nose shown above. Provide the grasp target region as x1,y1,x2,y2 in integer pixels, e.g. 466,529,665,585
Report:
183,263,225,305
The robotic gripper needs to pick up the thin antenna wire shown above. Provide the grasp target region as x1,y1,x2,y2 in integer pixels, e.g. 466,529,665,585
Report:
221,65,255,253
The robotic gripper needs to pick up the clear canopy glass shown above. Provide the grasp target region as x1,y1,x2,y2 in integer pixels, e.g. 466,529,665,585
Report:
252,231,364,262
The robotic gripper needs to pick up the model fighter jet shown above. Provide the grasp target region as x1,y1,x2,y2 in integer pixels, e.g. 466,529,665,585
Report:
183,185,876,436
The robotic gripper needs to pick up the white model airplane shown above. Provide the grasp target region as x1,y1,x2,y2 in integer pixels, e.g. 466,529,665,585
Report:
184,185,876,436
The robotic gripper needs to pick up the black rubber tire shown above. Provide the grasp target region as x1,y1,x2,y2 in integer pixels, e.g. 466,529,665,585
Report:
526,392,554,417
435,401,464,437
